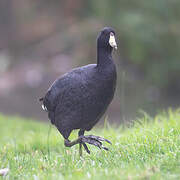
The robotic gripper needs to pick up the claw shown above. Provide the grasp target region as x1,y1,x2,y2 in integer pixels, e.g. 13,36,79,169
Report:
79,135,111,153
82,143,90,154
81,136,102,148
86,135,112,145
64,135,111,156
91,140,102,149
102,146,109,151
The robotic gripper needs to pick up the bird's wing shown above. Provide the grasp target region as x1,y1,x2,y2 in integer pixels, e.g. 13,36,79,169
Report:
40,69,81,112
41,64,96,111
41,77,66,112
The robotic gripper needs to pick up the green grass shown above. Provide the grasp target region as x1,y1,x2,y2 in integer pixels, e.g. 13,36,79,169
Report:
0,109,180,180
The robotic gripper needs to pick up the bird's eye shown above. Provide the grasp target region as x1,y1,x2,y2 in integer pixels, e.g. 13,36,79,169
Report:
101,31,106,35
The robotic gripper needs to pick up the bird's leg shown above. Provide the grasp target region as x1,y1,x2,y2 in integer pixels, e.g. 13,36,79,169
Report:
64,138,81,147
64,134,111,155
79,140,82,156
78,130,84,156
64,130,90,156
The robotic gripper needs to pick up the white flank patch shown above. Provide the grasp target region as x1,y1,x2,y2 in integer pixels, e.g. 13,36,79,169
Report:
42,104,47,111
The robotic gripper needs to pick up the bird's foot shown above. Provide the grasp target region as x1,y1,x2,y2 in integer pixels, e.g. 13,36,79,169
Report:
79,135,112,154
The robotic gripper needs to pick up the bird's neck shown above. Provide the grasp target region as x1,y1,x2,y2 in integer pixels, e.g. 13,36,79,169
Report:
97,47,113,67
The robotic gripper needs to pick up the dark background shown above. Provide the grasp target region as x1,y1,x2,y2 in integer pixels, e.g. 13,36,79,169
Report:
0,0,179,123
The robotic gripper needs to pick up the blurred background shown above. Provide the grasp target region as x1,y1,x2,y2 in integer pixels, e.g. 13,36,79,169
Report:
0,0,179,123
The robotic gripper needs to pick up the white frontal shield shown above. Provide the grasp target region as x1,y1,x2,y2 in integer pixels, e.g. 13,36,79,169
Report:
109,33,117,49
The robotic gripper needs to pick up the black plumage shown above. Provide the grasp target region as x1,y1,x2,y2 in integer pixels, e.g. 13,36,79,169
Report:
40,27,117,155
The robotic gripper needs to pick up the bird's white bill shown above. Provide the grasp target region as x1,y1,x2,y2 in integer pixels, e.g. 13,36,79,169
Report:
109,33,117,49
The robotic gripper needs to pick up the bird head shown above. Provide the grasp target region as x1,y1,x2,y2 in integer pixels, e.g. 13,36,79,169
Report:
97,27,117,51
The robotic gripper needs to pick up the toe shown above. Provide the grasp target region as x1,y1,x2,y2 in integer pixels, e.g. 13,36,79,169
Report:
86,135,112,144
82,136,102,148
102,146,109,151
80,135,111,152
82,143,90,154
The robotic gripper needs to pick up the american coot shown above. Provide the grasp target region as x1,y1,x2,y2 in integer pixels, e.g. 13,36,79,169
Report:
40,27,117,155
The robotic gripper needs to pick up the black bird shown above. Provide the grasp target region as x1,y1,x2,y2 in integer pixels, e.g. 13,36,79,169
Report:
40,27,117,155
